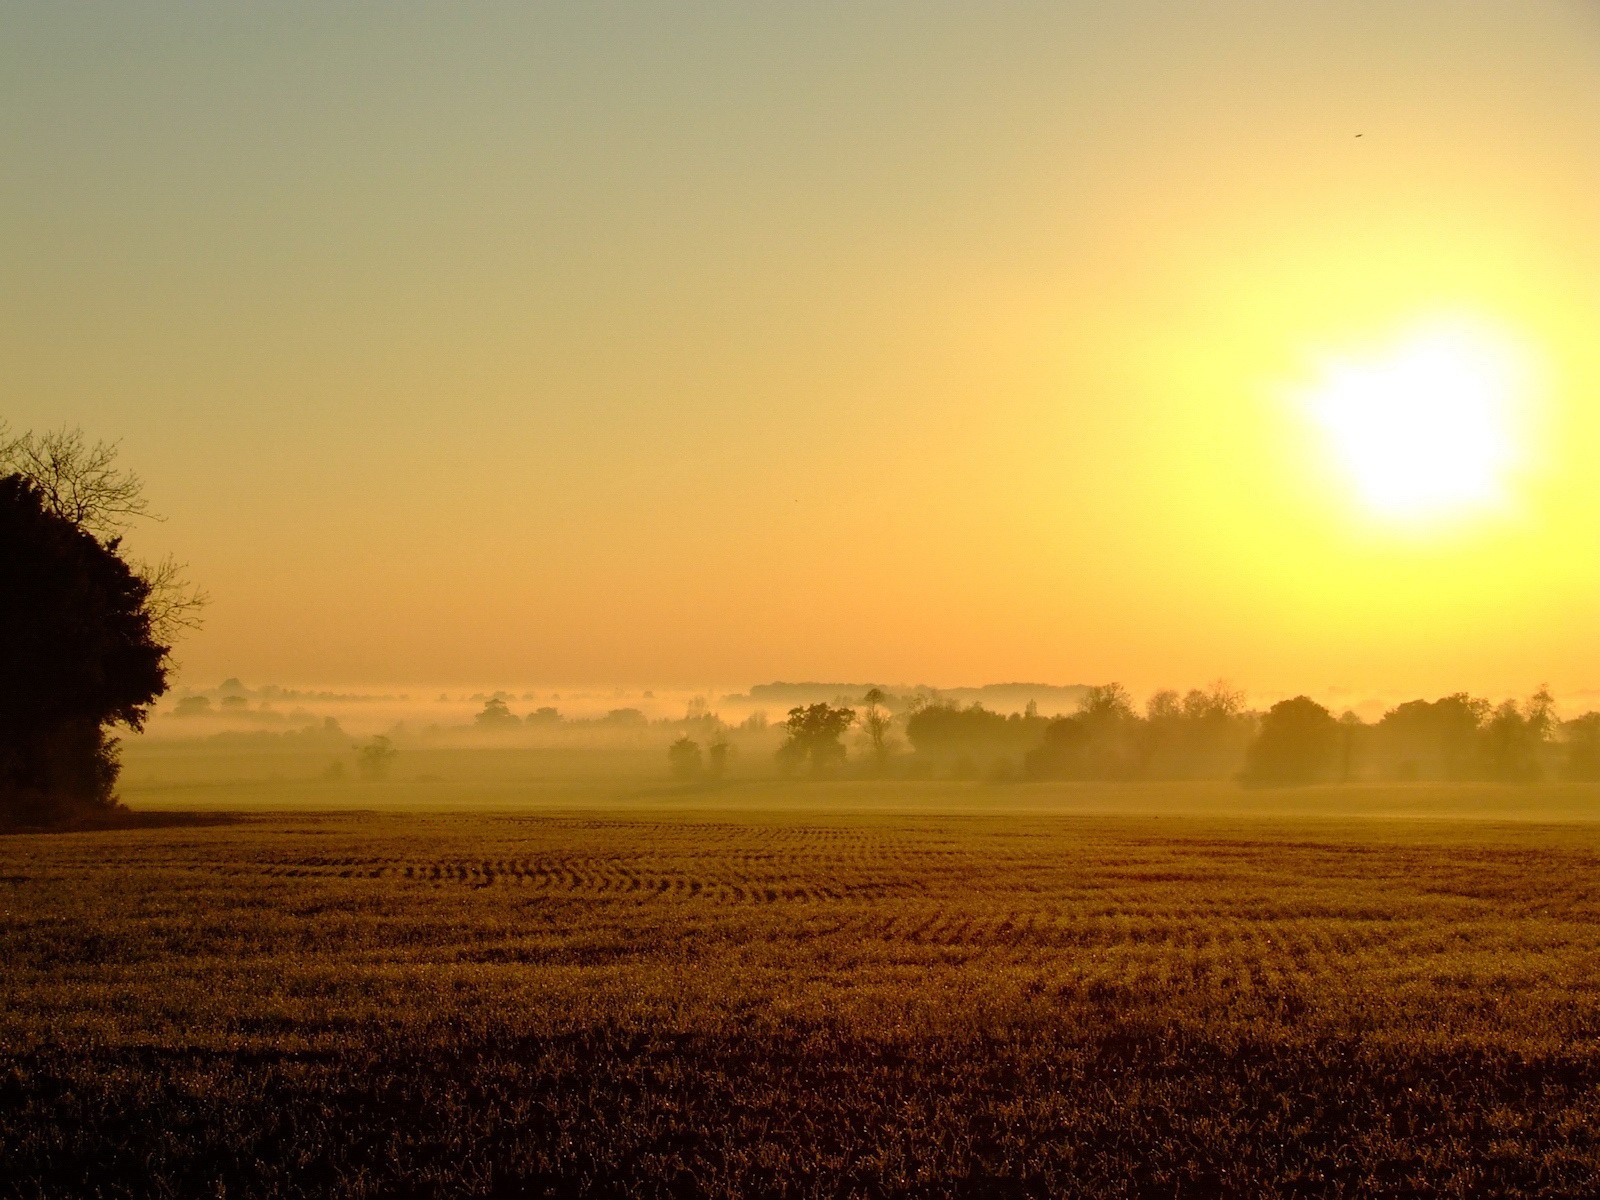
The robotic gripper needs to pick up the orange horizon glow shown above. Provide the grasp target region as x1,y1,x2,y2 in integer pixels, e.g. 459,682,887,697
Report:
6,3,1599,699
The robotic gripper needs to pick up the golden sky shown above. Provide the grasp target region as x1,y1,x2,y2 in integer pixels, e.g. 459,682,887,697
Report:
6,3,1599,695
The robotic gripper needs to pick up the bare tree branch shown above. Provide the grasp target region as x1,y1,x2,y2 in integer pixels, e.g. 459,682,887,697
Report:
135,554,210,643
2,426,207,649
0,427,152,541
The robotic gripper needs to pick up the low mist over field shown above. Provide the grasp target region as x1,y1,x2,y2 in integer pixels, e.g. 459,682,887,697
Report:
148,678,1104,732
126,674,1600,792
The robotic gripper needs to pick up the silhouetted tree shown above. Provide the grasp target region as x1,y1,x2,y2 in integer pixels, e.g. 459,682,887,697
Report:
356,736,398,781
777,703,855,775
1480,688,1554,782
1025,683,1140,779
475,697,521,729
1563,712,1600,781
1079,683,1136,725
668,736,703,780
1146,689,1182,724
1375,694,1488,780
680,700,729,749
707,739,732,779
1,426,205,640
908,702,1048,777
0,475,168,825
0,426,150,539
1243,696,1340,785
1337,711,1365,782
1138,681,1253,778
859,688,894,769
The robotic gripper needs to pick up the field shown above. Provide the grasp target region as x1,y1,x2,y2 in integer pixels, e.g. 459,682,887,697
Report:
6,780,1600,1197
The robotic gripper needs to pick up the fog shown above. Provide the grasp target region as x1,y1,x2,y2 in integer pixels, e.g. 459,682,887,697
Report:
115,676,1600,795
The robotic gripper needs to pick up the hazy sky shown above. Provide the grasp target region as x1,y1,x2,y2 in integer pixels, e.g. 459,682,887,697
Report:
6,3,1599,694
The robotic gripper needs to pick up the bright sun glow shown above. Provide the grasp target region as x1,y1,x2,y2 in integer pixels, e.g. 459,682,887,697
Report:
1301,320,1530,524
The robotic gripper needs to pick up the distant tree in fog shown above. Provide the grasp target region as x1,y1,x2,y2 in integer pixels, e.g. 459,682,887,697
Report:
1362,689,1559,782
526,706,562,726
1137,682,1254,780
1146,689,1182,725
1374,694,1488,780
1562,712,1600,780
907,702,1046,778
356,736,398,781
707,739,732,779
1025,684,1140,780
474,698,521,730
1480,687,1554,782
1337,711,1365,782
668,736,703,781
859,688,894,768
1078,683,1136,724
777,703,855,775
1243,696,1340,785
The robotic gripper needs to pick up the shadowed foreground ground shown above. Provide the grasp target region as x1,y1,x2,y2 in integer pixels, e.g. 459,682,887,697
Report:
4,790,1600,1197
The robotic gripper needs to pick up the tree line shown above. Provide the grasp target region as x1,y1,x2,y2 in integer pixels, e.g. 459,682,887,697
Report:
664,683,1596,785
6,426,1596,828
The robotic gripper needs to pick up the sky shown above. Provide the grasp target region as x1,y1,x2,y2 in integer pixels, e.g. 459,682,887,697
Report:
5,2,1600,697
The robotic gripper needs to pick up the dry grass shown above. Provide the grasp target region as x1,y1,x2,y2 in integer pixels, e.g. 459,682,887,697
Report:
4,785,1600,1197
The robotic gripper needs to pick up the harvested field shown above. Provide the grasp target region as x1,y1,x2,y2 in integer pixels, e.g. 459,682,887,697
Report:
4,786,1600,1197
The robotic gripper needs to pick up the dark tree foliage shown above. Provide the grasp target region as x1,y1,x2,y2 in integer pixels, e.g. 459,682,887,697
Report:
473,697,521,729
668,735,703,781
777,703,855,775
1367,690,1557,783
1243,696,1340,786
859,688,894,767
1480,689,1555,782
905,703,1049,758
1025,684,1142,780
1139,684,1255,779
1375,694,1489,781
1,426,205,641
1564,713,1600,781
0,475,168,825
355,736,399,782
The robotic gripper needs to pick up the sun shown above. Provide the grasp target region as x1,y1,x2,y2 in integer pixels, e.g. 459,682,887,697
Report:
1300,320,1530,524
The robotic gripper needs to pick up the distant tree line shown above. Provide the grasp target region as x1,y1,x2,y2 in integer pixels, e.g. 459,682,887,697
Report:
1247,689,1563,785
682,683,1598,786
906,682,1254,782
